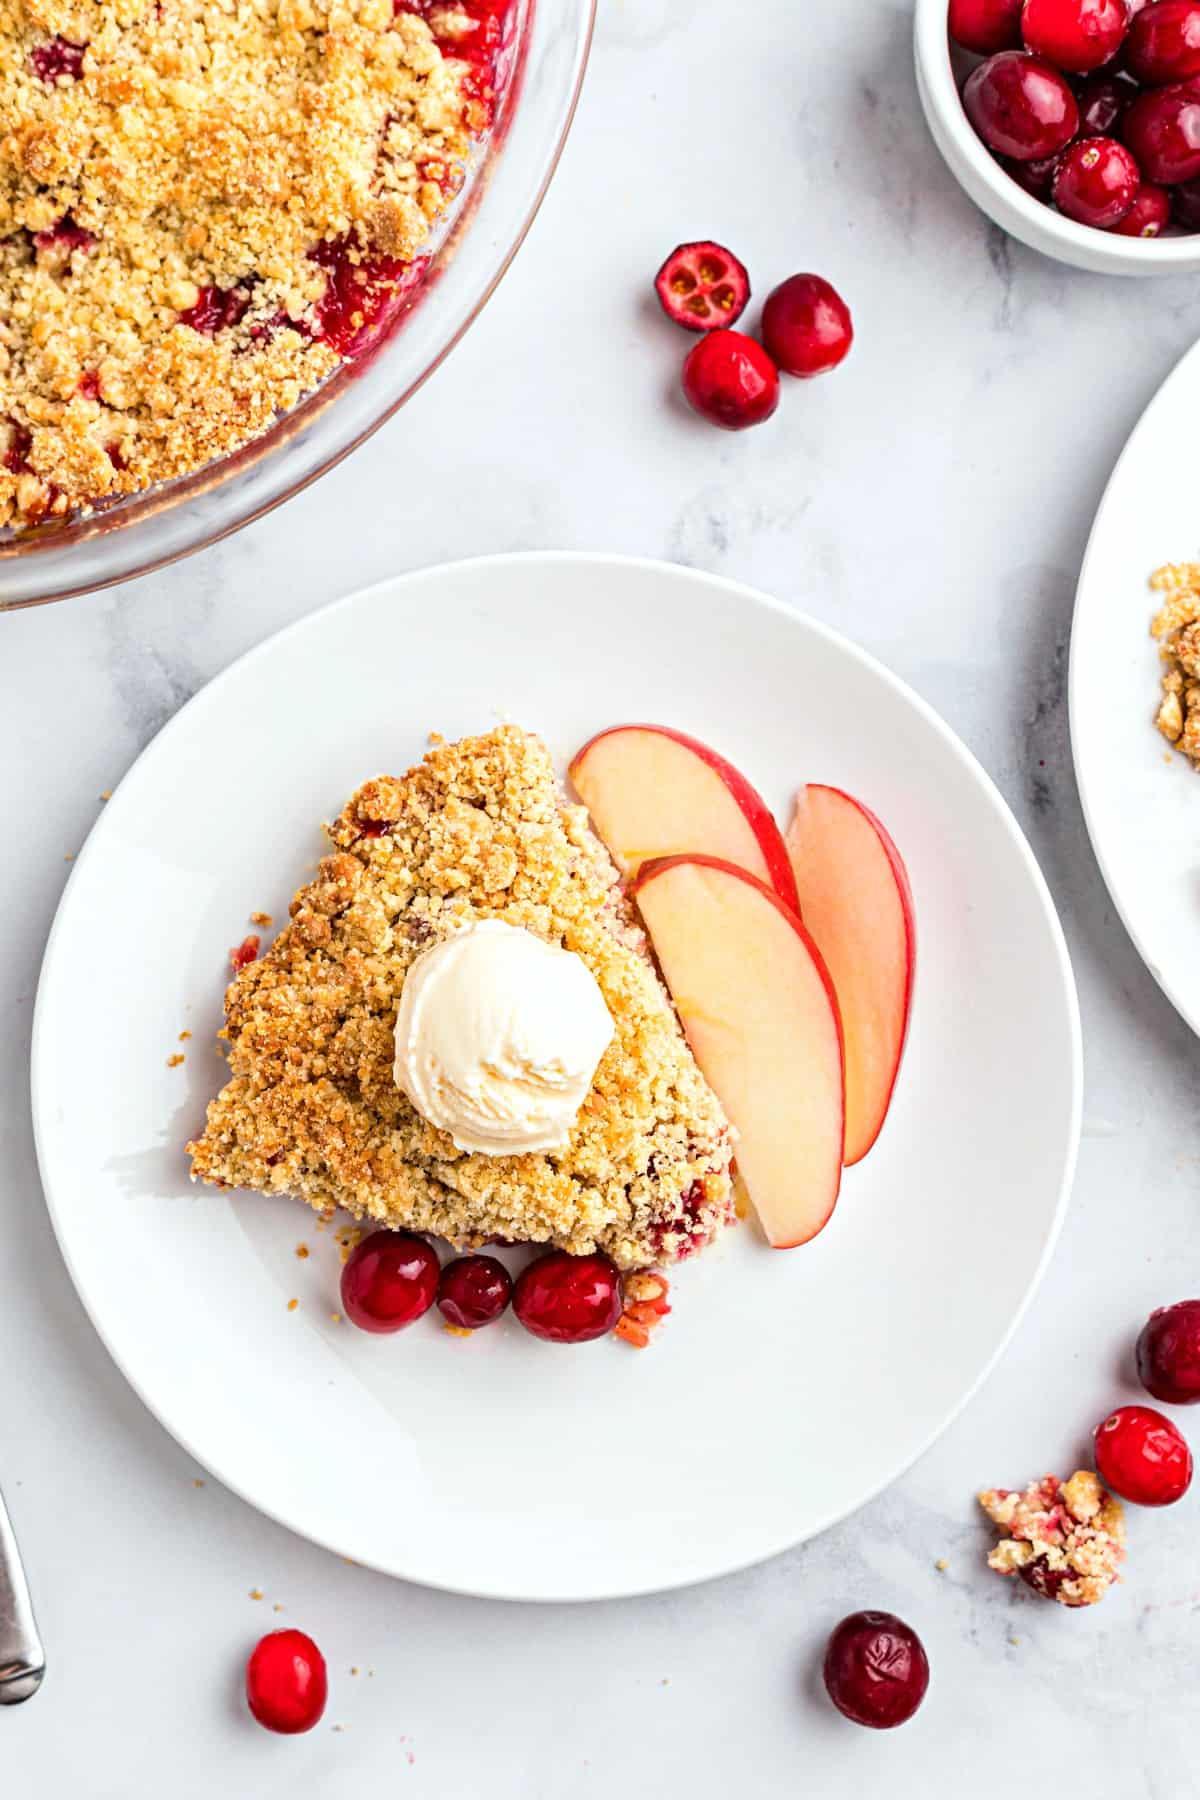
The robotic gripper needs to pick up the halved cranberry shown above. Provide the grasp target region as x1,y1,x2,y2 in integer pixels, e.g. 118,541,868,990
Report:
437,1254,512,1329
653,241,750,332
341,1230,440,1333
1003,149,1063,191
761,273,853,378
1125,0,1200,79
681,330,780,431
30,35,86,82
1122,81,1200,182
1021,0,1131,71
309,237,428,358
823,1612,929,1730
1076,71,1134,136
246,1630,327,1734
1052,135,1139,224
1110,179,1171,232
963,51,1080,159
179,284,253,335
1094,1403,1193,1505
1136,1299,1200,1402
949,0,1024,51
511,1250,622,1344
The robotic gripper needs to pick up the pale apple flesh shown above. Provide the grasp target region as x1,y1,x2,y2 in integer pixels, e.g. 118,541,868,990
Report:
569,724,800,912
785,786,915,1166
630,854,844,1250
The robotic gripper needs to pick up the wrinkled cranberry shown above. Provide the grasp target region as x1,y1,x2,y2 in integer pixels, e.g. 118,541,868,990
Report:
680,330,780,430
1094,1403,1193,1505
30,35,86,82
654,240,751,332
963,51,1080,159
1136,1300,1200,1402
437,1254,512,1329
1122,81,1200,182
341,1230,440,1333
760,273,854,378
1125,0,1200,80
246,1630,327,1734
1052,135,1140,224
1110,180,1171,232
1021,0,1131,72
949,0,1024,50
511,1251,622,1344
1076,70,1135,136
823,1612,930,1730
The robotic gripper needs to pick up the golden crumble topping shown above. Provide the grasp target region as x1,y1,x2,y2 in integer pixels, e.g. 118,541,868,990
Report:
0,0,485,528
979,1471,1126,1608
188,727,736,1270
1151,561,1200,763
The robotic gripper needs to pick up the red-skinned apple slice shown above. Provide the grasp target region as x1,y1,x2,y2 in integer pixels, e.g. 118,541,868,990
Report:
785,787,915,1166
630,854,844,1249
569,725,800,912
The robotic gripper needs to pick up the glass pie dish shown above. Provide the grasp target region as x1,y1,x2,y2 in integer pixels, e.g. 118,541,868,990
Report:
0,0,594,611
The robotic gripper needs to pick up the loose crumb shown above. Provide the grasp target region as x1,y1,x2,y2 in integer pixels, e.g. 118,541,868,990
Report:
273,1603,285,1613
192,1478,205,1489
330,1312,343,1324
1009,1635,1021,1646
287,1298,299,1312
167,1053,185,1068
250,912,274,928
350,1666,360,1677
64,852,75,862
99,791,112,802
935,1558,949,1573
295,1244,310,1260
443,1323,472,1339
179,1030,193,1042
249,1588,264,1601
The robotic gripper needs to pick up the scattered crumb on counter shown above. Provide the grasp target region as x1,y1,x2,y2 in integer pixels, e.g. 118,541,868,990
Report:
287,1298,299,1312
1009,1636,1021,1647
444,1323,472,1339
179,1030,192,1041
192,1478,205,1489
295,1243,310,1259
428,731,444,745
167,1053,185,1068
100,790,112,801
273,1603,284,1614
935,1558,949,1572
350,1667,359,1677
64,852,75,862
330,1312,343,1324
250,911,273,928
249,1589,264,1601
332,1724,345,1734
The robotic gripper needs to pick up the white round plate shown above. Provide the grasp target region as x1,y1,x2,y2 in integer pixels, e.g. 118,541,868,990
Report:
33,554,1081,1601
1071,340,1200,1036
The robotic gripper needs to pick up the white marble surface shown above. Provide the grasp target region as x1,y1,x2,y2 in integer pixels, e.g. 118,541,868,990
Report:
5,0,1200,1791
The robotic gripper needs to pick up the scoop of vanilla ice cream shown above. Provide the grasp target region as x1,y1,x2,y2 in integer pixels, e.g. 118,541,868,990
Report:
393,919,615,1155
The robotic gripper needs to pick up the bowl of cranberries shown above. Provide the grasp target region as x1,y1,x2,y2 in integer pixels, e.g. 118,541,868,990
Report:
915,0,1200,271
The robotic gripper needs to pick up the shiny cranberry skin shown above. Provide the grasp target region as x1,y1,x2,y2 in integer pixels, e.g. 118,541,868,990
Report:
963,52,1080,159
823,1612,930,1730
1125,0,1200,79
949,0,1024,50
760,274,853,379
1077,71,1134,136
1171,171,1200,224
1022,0,1131,70
1110,179,1172,231
437,1254,512,1329
1052,134,1140,223
1004,150,1063,191
1122,81,1200,181
1136,1300,1200,1402
246,1630,328,1734
680,330,780,431
1094,1403,1193,1505
340,1230,440,1333
511,1251,622,1343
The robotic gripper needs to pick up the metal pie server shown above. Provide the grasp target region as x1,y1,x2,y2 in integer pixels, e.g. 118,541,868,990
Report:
0,1485,43,1703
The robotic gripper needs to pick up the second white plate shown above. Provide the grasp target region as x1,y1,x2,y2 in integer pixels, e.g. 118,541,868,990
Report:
33,554,1081,1600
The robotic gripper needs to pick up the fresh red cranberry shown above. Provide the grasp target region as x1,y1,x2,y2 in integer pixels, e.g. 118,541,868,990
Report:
179,284,253,335
1052,135,1140,223
246,1630,327,1734
1021,0,1131,70
1136,1300,1200,1402
1094,1403,1193,1505
654,241,750,332
950,0,1025,50
340,1230,440,1333
1172,173,1200,224
1076,71,1134,136
963,51,1080,159
511,1251,622,1344
823,1612,929,1730
1125,0,1200,79
309,237,428,357
680,330,780,430
30,35,86,81
1122,81,1200,181
760,274,853,379
1004,149,1063,191
437,1254,512,1329
1110,179,1171,231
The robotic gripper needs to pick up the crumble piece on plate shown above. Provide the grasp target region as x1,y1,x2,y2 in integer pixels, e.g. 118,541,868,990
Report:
188,726,735,1270
978,1470,1126,1608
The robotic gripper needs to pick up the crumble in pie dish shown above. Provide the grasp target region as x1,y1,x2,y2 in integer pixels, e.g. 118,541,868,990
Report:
0,0,510,531
188,727,737,1271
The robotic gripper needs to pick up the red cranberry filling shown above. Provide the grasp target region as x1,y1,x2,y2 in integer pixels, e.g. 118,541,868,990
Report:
309,237,429,357
3,422,33,475
33,215,96,256
229,934,260,970
30,36,87,82
179,283,254,335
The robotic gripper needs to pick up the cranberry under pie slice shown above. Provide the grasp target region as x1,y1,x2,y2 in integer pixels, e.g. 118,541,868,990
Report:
188,727,735,1269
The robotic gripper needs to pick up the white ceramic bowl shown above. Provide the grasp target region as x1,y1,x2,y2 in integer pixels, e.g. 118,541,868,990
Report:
913,0,1200,276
